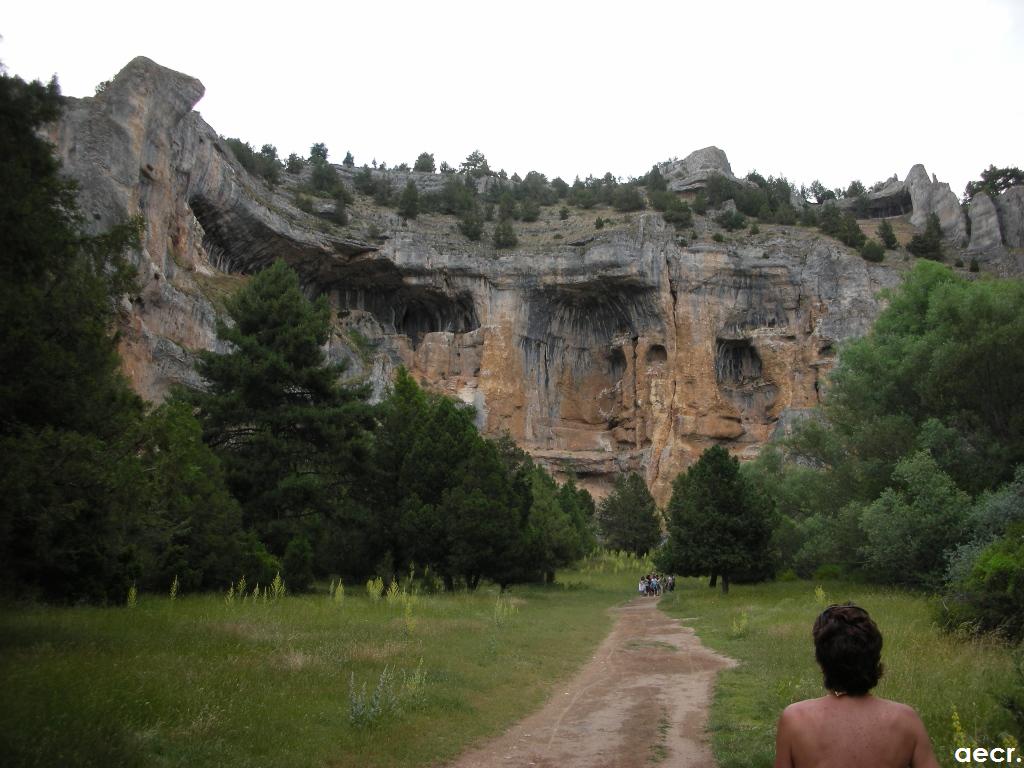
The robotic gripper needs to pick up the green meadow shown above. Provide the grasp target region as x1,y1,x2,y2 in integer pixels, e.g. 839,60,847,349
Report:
0,554,647,768
659,579,1021,768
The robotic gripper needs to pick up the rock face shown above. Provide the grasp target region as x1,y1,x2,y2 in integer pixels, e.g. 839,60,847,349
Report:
905,164,968,246
660,147,739,193
996,186,1024,248
968,192,1003,254
51,57,902,502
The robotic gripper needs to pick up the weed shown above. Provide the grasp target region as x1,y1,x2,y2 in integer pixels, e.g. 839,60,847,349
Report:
494,592,519,628
271,572,286,600
730,610,749,638
224,584,235,605
814,585,828,606
348,660,429,728
170,574,179,602
366,576,384,602
331,579,345,605
127,583,138,609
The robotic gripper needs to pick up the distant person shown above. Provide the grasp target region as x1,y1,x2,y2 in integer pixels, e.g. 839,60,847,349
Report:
774,603,939,768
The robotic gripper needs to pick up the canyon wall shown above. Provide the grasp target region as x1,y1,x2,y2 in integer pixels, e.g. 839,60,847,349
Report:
48,57,949,502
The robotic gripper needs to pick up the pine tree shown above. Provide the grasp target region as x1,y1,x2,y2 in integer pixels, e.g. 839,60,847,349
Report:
192,260,373,557
597,473,662,556
658,446,772,593
493,219,518,248
877,218,898,249
397,179,419,220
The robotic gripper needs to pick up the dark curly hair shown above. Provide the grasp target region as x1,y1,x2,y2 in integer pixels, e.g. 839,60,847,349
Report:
812,603,884,696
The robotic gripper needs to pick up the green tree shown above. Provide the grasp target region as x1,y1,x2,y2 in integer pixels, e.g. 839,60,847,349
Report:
858,451,969,589
596,473,662,555
846,180,866,198
0,71,154,601
397,179,420,220
877,218,898,249
342,151,354,167
286,153,304,174
414,152,435,173
310,142,329,162
658,446,773,593
459,205,484,241
191,260,373,558
964,165,1024,202
493,219,518,248
646,165,667,193
460,150,491,177
907,213,944,260
310,160,339,194
860,238,884,262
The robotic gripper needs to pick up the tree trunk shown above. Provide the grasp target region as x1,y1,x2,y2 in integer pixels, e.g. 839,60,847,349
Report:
721,573,730,594
708,574,718,588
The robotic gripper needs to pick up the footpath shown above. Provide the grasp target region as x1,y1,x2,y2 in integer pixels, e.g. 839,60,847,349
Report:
445,597,736,768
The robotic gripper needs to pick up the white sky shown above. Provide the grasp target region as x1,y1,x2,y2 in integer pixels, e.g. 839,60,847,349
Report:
3,0,1022,197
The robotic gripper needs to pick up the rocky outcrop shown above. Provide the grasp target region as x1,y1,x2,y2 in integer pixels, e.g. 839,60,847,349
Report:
51,57,902,502
905,164,968,246
996,186,1024,248
968,192,1003,253
660,146,740,193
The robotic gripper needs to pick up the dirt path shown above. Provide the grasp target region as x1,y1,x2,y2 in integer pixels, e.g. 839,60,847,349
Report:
445,597,736,768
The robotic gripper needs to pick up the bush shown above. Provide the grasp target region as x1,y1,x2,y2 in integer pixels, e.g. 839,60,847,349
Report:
877,218,898,249
662,201,693,230
519,199,540,222
413,152,435,173
397,180,419,220
286,153,304,174
907,213,944,260
294,192,314,213
749,223,760,235
559,206,569,221
692,192,708,215
712,232,724,243
860,239,885,262
595,216,605,230
458,207,483,241
970,258,980,272
492,219,517,248
311,161,340,195
283,535,315,592
715,210,747,231
611,185,645,212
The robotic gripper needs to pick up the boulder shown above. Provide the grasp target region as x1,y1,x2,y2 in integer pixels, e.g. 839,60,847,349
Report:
661,146,738,193
905,164,968,245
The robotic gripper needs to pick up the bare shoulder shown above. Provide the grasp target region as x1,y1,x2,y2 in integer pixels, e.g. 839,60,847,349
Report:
877,698,926,726
779,697,826,721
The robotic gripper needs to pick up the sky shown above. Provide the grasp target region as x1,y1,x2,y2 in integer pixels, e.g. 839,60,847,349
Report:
3,0,1022,198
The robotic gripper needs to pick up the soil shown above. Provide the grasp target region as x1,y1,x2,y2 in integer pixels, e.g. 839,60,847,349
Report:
444,596,736,768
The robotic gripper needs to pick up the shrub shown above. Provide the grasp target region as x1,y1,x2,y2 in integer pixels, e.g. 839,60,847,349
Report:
342,151,355,167
283,535,314,592
907,213,944,260
691,191,708,215
413,152,435,173
611,185,645,212
877,218,898,249
332,194,348,226
309,142,329,163
310,161,340,195
286,153,304,174
397,180,419,220
519,199,540,222
559,206,569,221
715,210,747,231
749,223,760,235
970,258,980,272
294,192,314,213
595,216,605,230
662,200,693,230
712,232,724,243
493,219,517,248
860,239,885,262
458,207,484,241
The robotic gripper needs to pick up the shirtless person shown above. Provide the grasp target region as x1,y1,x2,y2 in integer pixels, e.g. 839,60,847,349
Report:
774,603,939,768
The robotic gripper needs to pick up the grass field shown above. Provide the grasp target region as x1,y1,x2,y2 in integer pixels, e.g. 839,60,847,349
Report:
0,554,648,768
659,579,1021,768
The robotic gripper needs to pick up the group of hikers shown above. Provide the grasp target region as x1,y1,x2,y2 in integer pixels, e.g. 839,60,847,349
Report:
637,573,674,596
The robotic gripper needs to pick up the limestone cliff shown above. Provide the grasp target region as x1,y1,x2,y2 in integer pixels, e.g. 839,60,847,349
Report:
49,57,956,502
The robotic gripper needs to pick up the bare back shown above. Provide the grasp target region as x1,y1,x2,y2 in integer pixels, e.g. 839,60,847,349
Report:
774,694,939,768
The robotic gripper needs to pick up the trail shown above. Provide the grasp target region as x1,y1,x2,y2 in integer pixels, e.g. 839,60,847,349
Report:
445,597,736,768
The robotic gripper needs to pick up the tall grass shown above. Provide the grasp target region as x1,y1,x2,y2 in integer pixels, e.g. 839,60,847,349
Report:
660,579,1020,768
0,557,635,768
